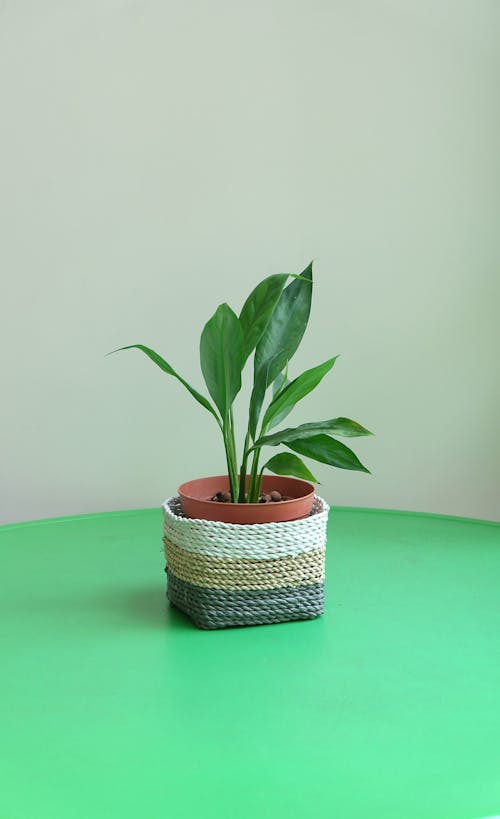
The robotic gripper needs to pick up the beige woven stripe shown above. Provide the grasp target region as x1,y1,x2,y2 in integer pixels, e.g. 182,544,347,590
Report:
163,536,325,591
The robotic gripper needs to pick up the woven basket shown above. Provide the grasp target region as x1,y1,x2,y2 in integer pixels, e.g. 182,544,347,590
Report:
162,495,329,629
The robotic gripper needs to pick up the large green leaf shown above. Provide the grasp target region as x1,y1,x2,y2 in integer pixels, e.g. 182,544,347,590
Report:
199,303,244,419
262,357,337,430
268,369,291,429
271,368,289,399
263,452,318,483
288,435,370,473
249,261,313,438
239,274,288,364
255,417,373,448
108,343,221,425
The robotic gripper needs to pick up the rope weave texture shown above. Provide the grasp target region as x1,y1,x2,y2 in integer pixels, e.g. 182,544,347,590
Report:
162,495,329,629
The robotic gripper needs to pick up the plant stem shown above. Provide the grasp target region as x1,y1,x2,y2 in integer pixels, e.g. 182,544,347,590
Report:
247,446,261,503
228,409,235,463
255,468,264,500
229,409,239,500
247,418,271,502
223,413,239,502
238,431,250,502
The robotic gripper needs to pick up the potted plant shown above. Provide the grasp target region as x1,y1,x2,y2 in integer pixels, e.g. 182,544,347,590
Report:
110,262,372,628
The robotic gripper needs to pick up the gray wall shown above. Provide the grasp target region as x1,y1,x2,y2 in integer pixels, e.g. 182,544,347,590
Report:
1,0,499,524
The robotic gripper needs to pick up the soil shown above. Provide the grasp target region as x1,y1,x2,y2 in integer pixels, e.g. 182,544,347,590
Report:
210,490,291,504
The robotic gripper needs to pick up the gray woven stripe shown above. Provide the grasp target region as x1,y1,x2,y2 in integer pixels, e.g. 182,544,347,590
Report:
166,570,324,629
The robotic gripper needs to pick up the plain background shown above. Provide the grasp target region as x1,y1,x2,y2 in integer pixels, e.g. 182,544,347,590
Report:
1,0,499,524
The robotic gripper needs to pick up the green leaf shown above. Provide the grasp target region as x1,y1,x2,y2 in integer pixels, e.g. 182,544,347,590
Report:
318,417,373,437
108,344,221,425
267,403,293,431
239,274,288,364
249,261,313,438
263,452,319,483
268,369,291,429
256,417,373,448
199,303,244,419
262,357,337,430
288,435,370,473
271,368,289,399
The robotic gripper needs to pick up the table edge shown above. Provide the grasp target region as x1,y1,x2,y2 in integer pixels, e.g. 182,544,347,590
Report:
1,504,499,532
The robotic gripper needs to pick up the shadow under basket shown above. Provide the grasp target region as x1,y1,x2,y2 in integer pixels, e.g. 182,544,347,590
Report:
162,496,329,629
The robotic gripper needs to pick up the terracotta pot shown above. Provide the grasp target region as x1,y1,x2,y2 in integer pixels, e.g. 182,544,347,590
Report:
178,475,315,524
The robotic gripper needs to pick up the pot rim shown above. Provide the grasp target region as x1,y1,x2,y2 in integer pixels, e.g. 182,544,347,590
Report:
178,474,315,506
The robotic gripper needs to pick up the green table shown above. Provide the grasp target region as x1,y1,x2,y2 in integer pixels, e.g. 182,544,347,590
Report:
1,507,499,819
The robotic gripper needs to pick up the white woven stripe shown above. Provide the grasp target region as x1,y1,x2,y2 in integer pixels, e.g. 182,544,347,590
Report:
162,495,329,560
